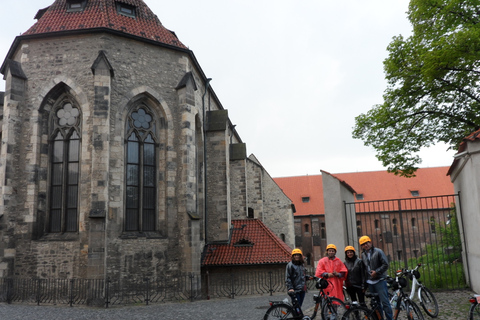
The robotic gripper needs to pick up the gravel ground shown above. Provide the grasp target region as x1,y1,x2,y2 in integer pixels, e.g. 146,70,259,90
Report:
0,289,475,319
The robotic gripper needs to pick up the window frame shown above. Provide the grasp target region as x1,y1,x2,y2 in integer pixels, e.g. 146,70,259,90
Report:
124,105,158,232
116,2,136,18
48,101,81,233
66,0,87,12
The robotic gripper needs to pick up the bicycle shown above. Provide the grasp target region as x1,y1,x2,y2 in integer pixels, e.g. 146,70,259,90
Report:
387,271,425,320
341,292,382,320
469,294,480,320
264,277,348,320
401,264,439,318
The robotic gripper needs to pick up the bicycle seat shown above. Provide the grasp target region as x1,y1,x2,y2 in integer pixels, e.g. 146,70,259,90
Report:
365,292,379,298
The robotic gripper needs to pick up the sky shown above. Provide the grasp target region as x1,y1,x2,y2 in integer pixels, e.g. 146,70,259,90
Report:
0,0,457,178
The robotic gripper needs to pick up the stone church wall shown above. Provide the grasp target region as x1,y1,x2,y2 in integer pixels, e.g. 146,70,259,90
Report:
0,32,212,281
0,14,295,283
246,156,295,249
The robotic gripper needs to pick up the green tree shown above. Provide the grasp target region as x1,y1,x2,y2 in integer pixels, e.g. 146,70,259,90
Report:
353,0,480,177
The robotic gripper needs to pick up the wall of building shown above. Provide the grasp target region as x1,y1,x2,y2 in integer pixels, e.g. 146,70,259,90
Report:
294,215,327,267
0,30,296,283
247,155,295,249
322,172,355,256
0,32,219,281
449,140,480,292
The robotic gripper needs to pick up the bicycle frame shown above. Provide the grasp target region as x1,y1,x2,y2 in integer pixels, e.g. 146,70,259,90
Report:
408,270,422,301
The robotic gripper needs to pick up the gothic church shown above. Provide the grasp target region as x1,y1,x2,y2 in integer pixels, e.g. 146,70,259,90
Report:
0,0,294,284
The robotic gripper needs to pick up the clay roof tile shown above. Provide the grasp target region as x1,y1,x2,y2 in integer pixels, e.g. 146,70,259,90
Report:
202,219,292,267
23,0,187,49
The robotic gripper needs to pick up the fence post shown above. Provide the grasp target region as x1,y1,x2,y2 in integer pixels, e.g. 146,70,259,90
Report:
206,271,210,300
189,273,195,302
144,277,150,305
269,271,273,296
397,200,409,269
6,278,13,304
69,279,74,307
105,277,110,308
230,273,235,299
36,279,41,306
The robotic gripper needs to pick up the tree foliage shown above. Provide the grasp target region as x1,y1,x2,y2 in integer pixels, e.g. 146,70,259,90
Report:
353,0,480,177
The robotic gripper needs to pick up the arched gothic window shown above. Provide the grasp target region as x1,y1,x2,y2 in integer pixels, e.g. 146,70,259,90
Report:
125,106,157,231
49,102,81,232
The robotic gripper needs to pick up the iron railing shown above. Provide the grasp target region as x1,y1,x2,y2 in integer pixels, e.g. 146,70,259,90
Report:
0,269,292,307
345,194,466,290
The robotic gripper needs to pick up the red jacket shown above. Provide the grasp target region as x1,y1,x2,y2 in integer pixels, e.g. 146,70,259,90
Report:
315,256,348,300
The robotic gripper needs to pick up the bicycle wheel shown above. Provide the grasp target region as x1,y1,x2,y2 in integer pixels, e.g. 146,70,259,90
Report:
264,303,295,320
419,286,439,318
404,299,425,320
321,297,348,320
342,306,379,320
470,302,480,320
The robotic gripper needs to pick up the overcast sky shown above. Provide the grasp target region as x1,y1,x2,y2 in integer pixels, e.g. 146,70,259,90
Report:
0,0,456,177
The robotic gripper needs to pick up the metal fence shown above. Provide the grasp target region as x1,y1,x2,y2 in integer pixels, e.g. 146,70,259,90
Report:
0,269,292,307
344,194,466,290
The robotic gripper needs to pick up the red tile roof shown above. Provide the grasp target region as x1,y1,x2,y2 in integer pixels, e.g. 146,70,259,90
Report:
202,219,292,267
274,167,454,216
22,0,187,49
274,175,324,217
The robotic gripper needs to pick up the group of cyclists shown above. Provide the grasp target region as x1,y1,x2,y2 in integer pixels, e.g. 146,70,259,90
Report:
286,235,393,320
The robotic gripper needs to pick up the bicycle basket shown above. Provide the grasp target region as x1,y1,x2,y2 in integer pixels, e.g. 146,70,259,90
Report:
408,270,420,280
316,278,328,289
392,277,408,289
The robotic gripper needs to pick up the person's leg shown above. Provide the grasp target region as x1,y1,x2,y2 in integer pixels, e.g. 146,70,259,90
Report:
368,283,382,312
296,291,306,307
346,286,358,302
371,281,393,320
355,287,366,305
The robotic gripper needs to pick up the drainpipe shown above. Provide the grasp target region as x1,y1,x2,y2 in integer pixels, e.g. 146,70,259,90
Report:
202,78,212,243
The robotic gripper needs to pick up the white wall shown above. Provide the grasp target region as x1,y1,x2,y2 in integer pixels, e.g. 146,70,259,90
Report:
322,171,356,253
449,139,480,293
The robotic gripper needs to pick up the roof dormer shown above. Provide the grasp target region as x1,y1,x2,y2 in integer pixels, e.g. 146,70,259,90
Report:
66,0,87,12
116,1,136,18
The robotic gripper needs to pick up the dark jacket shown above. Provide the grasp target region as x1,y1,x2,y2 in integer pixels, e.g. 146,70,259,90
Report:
285,261,306,291
344,256,366,289
361,246,389,281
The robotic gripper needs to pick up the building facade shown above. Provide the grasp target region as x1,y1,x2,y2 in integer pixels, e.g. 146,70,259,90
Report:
0,0,294,285
274,167,454,267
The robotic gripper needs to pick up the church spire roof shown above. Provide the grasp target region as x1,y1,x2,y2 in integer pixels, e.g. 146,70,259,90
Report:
23,0,187,49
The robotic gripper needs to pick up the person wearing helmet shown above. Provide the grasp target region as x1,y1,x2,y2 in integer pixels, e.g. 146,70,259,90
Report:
359,235,393,320
315,244,347,301
286,248,308,308
343,246,366,305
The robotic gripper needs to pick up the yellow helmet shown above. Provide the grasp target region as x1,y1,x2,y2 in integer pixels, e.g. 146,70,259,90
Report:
359,235,371,245
326,244,337,251
292,248,303,256
345,245,356,253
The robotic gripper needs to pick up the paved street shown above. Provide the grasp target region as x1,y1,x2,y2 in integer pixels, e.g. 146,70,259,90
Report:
0,289,475,319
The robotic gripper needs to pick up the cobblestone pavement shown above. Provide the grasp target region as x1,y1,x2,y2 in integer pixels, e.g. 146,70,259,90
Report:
0,289,475,320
